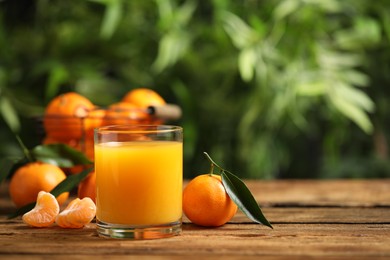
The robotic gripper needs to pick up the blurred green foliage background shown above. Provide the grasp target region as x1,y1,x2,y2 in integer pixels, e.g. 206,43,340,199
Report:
1,0,390,179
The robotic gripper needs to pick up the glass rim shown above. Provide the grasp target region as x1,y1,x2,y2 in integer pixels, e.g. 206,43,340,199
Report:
95,125,182,134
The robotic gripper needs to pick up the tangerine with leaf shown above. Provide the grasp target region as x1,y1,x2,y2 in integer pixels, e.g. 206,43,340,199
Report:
9,162,69,208
183,152,273,229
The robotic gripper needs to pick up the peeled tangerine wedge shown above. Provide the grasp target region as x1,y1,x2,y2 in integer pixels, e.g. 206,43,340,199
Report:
22,191,60,228
55,197,96,228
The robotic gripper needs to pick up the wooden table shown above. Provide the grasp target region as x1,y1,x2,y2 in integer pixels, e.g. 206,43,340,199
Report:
1,179,389,259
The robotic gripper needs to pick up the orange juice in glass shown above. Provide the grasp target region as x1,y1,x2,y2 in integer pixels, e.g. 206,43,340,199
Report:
94,125,183,239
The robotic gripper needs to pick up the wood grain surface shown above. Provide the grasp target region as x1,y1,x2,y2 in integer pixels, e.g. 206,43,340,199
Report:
0,179,389,259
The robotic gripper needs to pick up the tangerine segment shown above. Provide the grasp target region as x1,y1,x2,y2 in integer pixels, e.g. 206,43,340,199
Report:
22,191,60,228
55,197,96,229
183,174,238,227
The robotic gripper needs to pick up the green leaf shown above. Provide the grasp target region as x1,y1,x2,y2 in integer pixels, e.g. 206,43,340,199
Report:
238,47,257,82
329,92,373,134
50,167,93,198
0,96,20,133
8,167,93,219
335,17,381,50
100,0,122,39
318,50,362,69
15,134,34,162
337,84,375,112
156,0,173,22
175,0,196,26
341,70,369,87
221,170,273,229
273,0,300,21
31,144,93,168
221,11,256,49
152,31,190,73
295,80,326,96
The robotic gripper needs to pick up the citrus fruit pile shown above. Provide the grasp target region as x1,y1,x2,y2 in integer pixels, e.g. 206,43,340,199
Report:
43,88,166,162
7,155,97,229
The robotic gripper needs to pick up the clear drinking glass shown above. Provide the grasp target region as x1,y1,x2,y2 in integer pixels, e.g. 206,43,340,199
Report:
94,125,183,239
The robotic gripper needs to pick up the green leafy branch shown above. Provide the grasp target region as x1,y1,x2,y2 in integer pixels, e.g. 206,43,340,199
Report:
0,136,94,218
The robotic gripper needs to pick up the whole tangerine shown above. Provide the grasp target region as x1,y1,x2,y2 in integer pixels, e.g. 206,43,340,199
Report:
121,88,166,108
77,171,96,204
43,92,95,141
104,102,150,125
9,162,69,208
183,174,237,227
83,108,106,139
83,137,95,161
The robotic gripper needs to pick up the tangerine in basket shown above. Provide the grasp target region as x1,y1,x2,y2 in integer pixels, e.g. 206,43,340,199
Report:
83,137,95,161
9,162,69,208
77,171,96,203
122,88,166,108
83,108,106,138
104,102,150,125
55,197,96,228
183,174,237,227
22,191,60,227
43,92,95,140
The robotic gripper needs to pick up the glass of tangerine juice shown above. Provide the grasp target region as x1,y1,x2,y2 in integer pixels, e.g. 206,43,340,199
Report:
94,125,183,239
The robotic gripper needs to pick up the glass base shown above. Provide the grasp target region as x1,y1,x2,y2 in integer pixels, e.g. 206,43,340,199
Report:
96,220,181,239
